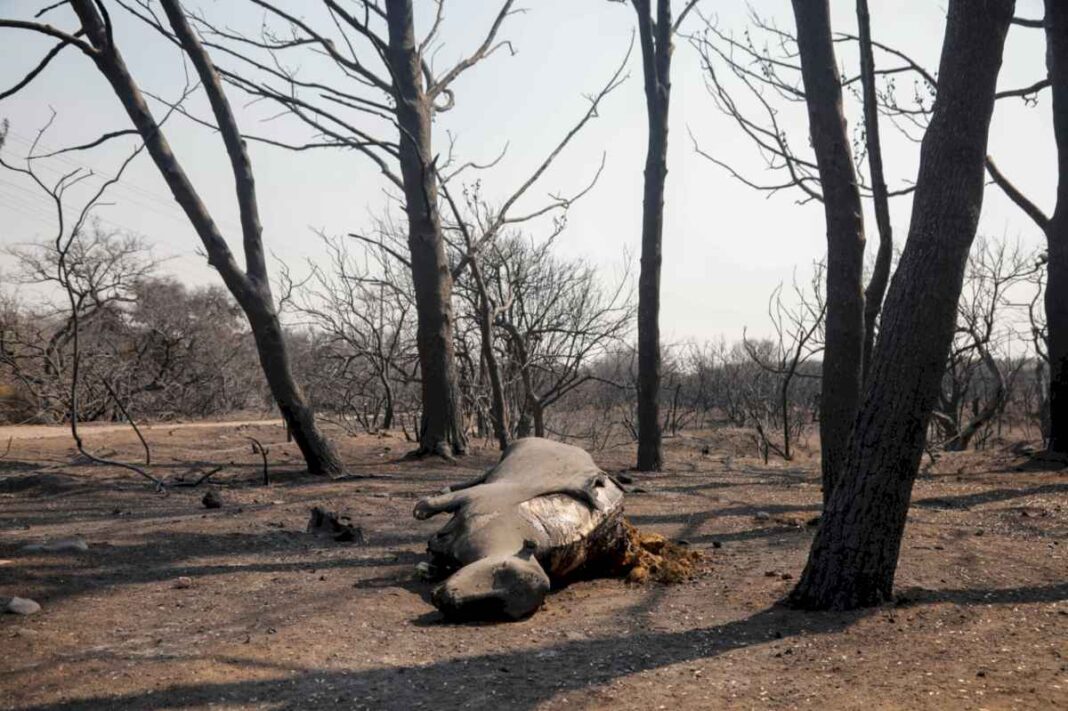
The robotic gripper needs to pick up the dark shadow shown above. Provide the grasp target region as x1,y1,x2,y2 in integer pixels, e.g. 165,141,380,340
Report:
912,483,1068,511
0,460,51,476
629,501,819,528
0,528,425,607
688,525,811,546
13,605,871,711
896,581,1068,606
713,503,821,517
1009,453,1068,472
13,579,1061,711
649,480,736,495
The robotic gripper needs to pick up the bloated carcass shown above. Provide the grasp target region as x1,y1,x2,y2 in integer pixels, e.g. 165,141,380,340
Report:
413,437,627,620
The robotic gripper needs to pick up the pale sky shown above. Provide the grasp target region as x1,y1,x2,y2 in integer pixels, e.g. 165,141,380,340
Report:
0,0,1053,343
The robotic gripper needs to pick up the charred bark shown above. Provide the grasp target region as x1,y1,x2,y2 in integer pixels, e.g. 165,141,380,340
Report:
790,0,867,501
788,0,1014,610
1046,0,1068,453
471,260,509,451
66,0,341,475
385,0,467,457
633,0,672,472
856,0,894,382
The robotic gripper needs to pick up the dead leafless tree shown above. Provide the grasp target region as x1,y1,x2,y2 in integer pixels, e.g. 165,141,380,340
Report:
616,0,702,472
741,265,825,462
0,0,343,474
0,117,163,489
143,0,531,458
789,0,1015,610
281,230,417,435
688,5,890,502
932,238,1038,450
478,234,635,441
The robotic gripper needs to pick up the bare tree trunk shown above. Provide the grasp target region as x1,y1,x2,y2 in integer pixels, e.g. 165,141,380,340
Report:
380,373,395,430
791,0,866,501
857,0,894,382
634,0,672,472
532,400,546,439
385,0,467,457
780,378,792,461
471,261,509,451
944,344,1006,451
244,306,339,472
500,320,538,439
68,0,341,475
788,0,1014,611
1046,0,1068,454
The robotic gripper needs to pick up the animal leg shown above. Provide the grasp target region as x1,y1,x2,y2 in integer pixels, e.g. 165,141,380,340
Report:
413,490,469,520
537,473,610,511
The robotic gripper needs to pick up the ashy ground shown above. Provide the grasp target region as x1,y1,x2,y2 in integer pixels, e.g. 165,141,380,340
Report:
0,421,1065,710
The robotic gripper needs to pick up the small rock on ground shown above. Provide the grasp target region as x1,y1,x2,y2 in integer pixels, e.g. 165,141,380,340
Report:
5,597,41,615
21,537,89,553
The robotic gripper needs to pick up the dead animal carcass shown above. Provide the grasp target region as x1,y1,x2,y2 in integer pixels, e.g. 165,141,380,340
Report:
414,437,628,620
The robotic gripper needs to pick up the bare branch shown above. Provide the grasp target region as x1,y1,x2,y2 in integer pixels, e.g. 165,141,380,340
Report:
0,18,96,56
0,35,79,101
985,155,1050,231
428,1,517,101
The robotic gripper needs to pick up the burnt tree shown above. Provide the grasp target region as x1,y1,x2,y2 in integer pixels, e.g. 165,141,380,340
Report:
162,0,525,458
790,0,866,501
629,0,700,471
0,0,343,474
986,3,1068,454
856,0,894,382
1046,0,1068,454
691,5,910,500
788,0,1015,610
384,0,467,457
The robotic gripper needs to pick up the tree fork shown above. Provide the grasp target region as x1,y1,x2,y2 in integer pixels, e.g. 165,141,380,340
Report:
787,0,1015,610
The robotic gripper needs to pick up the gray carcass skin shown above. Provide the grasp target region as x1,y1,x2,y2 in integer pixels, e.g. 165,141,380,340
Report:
414,437,626,620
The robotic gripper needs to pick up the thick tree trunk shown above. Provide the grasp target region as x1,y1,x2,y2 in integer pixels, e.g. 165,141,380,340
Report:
385,0,467,457
787,0,1014,611
791,0,867,502
856,0,894,382
1046,0,1068,453
634,0,671,472
70,0,342,475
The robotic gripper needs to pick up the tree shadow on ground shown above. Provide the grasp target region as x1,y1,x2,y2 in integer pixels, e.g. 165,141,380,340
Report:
14,604,869,711
0,527,425,607
896,581,1068,606
912,483,1068,511
14,579,1062,711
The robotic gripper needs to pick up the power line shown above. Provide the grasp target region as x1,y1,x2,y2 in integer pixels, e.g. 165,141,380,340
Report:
3,129,244,234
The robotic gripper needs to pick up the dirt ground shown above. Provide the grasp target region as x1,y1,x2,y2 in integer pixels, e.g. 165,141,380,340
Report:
0,421,1065,710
